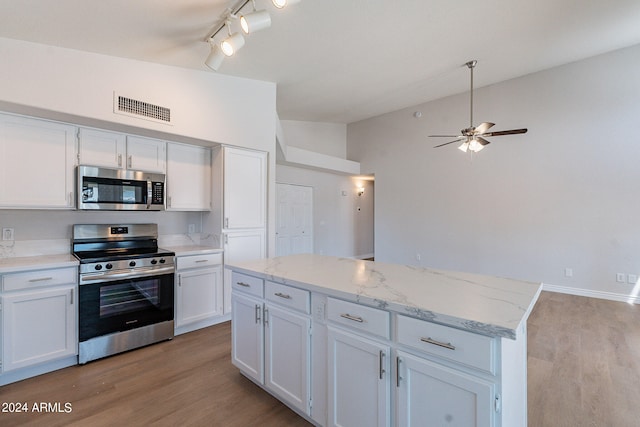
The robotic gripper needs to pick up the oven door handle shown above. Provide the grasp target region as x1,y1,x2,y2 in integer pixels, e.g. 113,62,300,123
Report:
80,266,174,284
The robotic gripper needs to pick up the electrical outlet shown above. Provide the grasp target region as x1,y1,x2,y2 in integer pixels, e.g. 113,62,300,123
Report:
2,228,14,241
616,273,625,283
628,274,638,284
564,268,573,277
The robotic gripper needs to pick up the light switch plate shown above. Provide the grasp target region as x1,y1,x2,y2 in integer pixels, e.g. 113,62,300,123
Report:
2,228,14,241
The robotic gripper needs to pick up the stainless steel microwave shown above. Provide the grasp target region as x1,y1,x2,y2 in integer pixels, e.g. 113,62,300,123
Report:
77,166,165,211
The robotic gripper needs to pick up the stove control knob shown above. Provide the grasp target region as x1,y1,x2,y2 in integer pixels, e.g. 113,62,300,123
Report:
159,258,166,264
150,259,158,265
105,263,113,270
129,261,136,267
95,264,103,271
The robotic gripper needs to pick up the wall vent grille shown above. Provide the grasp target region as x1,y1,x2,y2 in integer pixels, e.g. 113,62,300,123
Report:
114,94,171,124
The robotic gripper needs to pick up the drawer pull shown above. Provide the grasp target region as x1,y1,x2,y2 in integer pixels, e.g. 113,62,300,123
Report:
236,282,251,287
340,313,364,323
274,292,291,299
420,337,456,351
195,259,209,263
28,277,53,283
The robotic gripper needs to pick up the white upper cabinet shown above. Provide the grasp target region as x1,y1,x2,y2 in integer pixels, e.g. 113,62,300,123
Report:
223,147,266,229
78,128,166,173
166,143,211,211
0,113,77,209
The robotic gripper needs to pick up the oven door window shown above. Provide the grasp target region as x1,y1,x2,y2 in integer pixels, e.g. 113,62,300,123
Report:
79,274,174,342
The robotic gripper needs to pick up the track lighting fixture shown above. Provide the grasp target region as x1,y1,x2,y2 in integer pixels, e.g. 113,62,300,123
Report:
272,0,301,9
205,42,225,71
240,0,271,34
203,0,302,71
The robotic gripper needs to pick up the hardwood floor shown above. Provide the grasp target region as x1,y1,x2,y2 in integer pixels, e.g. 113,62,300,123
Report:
1,291,639,426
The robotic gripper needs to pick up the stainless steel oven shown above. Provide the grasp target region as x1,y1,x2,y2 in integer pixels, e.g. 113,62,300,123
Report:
73,224,175,364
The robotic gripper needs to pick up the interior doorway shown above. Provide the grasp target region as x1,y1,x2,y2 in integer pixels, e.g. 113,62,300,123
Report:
275,183,313,256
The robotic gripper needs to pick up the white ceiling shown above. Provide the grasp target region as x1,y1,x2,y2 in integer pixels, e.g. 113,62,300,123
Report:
1,0,640,124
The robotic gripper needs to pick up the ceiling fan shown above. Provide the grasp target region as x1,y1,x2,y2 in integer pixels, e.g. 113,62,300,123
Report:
430,60,527,152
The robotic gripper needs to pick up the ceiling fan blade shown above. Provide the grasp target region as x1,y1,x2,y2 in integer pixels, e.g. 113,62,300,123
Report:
477,137,491,146
482,128,528,137
433,139,463,148
429,134,463,138
474,122,495,134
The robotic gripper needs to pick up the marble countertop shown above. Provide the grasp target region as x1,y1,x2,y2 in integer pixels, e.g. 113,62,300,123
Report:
0,254,79,274
228,254,542,340
164,245,223,257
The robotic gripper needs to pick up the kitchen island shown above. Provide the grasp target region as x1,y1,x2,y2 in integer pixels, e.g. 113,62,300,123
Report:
228,254,542,427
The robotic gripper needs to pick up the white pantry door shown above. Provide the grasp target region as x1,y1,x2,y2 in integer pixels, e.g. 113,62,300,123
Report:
275,183,313,256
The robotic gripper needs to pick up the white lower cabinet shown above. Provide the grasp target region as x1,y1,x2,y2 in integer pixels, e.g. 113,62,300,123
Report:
231,273,312,416
175,253,224,335
327,327,390,427
396,350,495,427
1,267,78,379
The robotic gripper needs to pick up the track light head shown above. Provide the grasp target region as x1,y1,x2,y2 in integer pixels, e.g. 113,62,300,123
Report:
221,32,245,56
240,9,271,34
205,41,225,71
272,0,302,9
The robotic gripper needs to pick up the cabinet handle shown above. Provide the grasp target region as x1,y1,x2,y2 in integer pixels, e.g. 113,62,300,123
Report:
224,234,228,245
178,275,182,287
195,259,209,263
28,277,53,283
224,217,229,228
255,304,261,324
420,337,456,351
396,357,402,387
69,192,74,206
236,281,250,287
274,292,291,299
70,289,74,305
264,307,269,326
127,155,132,169
379,350,386,379
340,313,364,323
167,196,172,208
118,154,122,167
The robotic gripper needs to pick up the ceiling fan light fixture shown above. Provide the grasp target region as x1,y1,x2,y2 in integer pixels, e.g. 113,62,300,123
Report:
204,42,225,71
221,32,245,56
458,141,469,152
240,9,271,34
469,138,484,152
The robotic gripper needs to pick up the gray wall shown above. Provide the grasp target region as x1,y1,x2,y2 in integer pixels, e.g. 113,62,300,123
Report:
347,44,640,299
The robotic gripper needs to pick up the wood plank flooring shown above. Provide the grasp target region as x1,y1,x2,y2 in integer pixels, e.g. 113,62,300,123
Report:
1,291,639,426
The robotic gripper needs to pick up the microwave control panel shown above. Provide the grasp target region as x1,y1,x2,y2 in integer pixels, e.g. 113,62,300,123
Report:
151,182,164,204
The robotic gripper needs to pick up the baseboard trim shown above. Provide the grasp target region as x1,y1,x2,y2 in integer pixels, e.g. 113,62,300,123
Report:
543,283,640,305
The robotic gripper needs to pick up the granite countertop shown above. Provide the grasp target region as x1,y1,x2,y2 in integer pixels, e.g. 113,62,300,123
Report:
0,254,79,274
228,254,542,340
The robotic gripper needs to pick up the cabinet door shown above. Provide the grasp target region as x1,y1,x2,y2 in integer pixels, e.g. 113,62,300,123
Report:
166,143,211,211
126,135,166,173
327,327,390,427
0,114,76,208
265,304,311,415
396,351,495,427
176,266,222,328
223,147,266,229
223,230,266,314
231,293,264,383
2,285,77,371
78,128,126,169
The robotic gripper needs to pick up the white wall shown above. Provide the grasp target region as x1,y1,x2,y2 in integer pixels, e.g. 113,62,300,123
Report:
347,43,640,301
280,120,347,158
277,165,373,259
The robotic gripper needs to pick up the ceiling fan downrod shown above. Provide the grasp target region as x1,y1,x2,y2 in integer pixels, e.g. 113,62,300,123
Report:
466,60,477,129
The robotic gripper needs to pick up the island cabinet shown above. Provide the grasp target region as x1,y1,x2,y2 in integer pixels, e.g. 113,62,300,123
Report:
228,254,541,427
0,266,78,386
231,272,312,416
174,252,223,335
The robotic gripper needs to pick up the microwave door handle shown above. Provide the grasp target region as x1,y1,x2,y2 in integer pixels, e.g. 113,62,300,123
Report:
147,179,152,210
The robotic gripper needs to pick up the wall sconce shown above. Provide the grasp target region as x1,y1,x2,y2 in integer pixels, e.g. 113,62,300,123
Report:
357,186,365,197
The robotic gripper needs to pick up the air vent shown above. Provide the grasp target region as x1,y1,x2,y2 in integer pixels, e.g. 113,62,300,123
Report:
113,93,172,124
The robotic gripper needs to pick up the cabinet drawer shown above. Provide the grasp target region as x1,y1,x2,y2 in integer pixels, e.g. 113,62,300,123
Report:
231,271,264,298
176,252,222,270
2,267,77,292
265,281,310,314
396,315,495,374
326,297,390,340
